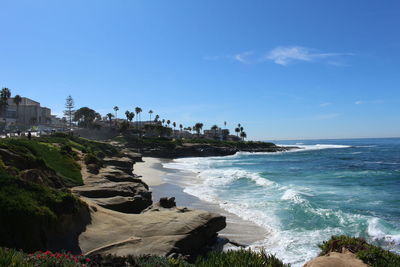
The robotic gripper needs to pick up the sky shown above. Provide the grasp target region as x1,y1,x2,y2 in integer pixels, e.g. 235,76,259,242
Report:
1,0,399,140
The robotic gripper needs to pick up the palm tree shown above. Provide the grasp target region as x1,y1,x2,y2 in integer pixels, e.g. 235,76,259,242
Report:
166,120,171,128
194,122,203,137
173,122,176,130
235,127,240,137
179,124,183,132
149,110,153,124
113,106,119,118
162,119,165,126
187,126,192,134
125,110,130,121
128,112,135,125
13,94,22,125
211,124,218,138
135,107,142,128
1,88,12,130
224,121,227,128
240,131,247,141
155,114,160,122
106,113,114,127
240,126,244,132
113,106,119,126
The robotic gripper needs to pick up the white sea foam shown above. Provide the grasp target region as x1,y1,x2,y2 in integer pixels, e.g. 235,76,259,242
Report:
368,218,400,245
162,147,400,266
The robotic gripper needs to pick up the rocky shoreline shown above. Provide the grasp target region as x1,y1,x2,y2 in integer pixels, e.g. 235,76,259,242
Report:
140,142,296,158
73,147,227,259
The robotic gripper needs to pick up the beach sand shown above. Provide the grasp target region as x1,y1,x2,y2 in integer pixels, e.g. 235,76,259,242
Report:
134,157,268,246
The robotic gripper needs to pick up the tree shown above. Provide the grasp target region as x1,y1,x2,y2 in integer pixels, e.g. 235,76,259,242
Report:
74,107,100,128
13,94,22,124
0,88,11,130
240,131,247,141
173,122,176,131
211,124,218,138
0,88,11,127
179,124,183,132
154,114,160,122
149,110,153,123
240,126,244,132
106,113,114,127
135,107,142,128
235,127,240,137
64,95,75,131
162,119,165,126
113,106,119,126
222,129,230,140
128,112,135,124
125,110,130,121
194,122,203,137
166,120,171,127
224,121,227,128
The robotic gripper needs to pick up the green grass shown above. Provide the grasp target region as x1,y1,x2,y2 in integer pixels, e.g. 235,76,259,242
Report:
319,235,400,267
1,139,82,186
0,247,89,266
195,249,290,267
0,170,85,252
41,133,119,156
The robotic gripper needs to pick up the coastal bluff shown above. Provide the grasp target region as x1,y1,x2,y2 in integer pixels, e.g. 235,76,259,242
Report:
73,147,227,258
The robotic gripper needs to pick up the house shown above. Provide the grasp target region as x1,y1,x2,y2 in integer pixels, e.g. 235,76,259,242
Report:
0,97,53,130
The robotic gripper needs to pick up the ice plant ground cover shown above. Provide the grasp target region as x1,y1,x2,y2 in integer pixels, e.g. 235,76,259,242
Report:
0,247,90,266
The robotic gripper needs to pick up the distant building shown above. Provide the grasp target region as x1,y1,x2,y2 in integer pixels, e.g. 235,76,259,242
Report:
203,127,230,141
0,97,53,130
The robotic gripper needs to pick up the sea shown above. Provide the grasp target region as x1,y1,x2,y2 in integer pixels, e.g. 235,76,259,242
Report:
162,138,400,266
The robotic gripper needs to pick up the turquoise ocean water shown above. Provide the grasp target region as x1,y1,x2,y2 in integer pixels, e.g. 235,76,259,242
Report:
163,138,400,266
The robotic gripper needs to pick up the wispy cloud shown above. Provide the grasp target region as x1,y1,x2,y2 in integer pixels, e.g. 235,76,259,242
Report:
233,51,254,64
355,100,384,105
319,102,332,107
266,46,352,66
312,113,340,120
205,46,353,66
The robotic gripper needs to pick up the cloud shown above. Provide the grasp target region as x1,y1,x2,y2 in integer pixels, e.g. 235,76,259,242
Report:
266,46,352,66
312,113,340,120
205,46,352,66
355,100,384,105
233,51,254,64
319,102,332,107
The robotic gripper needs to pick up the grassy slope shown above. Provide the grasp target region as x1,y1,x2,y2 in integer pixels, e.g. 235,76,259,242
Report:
0,169,83,251
0,134,118,252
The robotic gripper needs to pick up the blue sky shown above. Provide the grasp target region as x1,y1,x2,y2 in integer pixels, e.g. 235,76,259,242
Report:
1,0,399,140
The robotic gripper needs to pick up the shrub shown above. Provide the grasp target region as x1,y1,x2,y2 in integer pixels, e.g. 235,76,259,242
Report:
84,154,101,165
319,235,400,267
195,249,290,267
0,170,84,252
0,247,91,267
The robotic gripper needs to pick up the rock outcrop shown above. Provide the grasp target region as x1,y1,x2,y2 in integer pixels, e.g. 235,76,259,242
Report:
303,251,369,267
81,200,226,258
73,150,152,214
140,143,296,158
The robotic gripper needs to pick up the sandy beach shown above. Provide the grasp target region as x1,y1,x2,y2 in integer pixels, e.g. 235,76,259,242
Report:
134,157,268,246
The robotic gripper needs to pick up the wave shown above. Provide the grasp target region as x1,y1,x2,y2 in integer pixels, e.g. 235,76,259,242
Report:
295,144,351,151
368,218,400,245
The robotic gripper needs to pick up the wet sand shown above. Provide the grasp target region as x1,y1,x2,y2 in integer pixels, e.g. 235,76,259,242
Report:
135,157,268,246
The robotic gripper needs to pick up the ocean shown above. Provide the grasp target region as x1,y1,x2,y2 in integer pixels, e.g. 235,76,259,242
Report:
162,138,400,266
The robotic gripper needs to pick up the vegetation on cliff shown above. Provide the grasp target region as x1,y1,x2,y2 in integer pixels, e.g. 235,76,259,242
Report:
0,134,118,252
319,235,400,267
0,247,289,267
